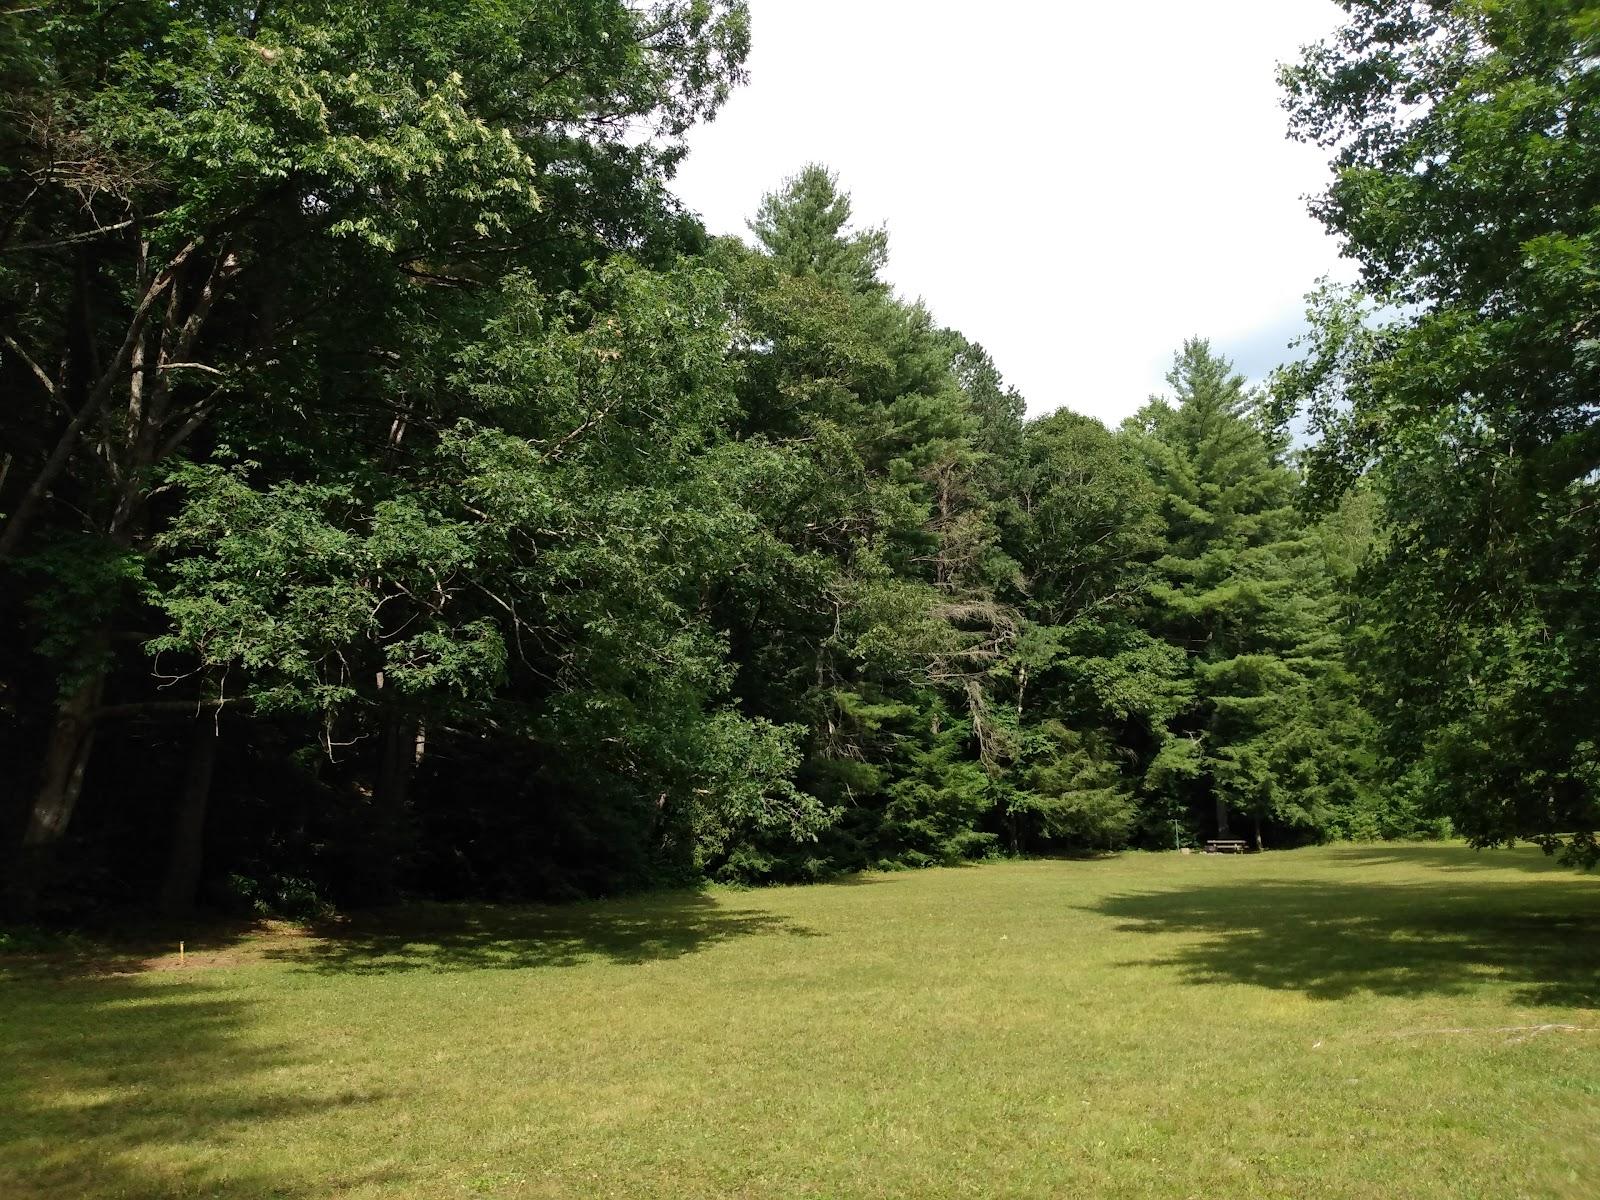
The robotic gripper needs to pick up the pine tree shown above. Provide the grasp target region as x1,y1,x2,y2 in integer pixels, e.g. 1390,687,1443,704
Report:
710,166,1016,877
1131,341,1369,846
748,164,889,294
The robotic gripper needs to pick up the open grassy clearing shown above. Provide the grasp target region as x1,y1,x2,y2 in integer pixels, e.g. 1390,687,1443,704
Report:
3,843,1598,1199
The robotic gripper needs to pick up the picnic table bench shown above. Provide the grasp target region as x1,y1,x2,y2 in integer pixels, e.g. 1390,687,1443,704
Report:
1204,838,1250,854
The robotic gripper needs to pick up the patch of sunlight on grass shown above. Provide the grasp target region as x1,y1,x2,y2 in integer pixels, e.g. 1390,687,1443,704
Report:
2,842,1598,1198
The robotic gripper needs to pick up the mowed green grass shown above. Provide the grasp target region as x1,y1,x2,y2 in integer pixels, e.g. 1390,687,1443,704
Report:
3,844,1599,1199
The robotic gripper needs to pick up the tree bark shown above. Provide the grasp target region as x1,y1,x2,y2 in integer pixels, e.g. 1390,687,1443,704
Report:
376,712,419,816
369,710,423,901
1215,793,1231,838
160,715,220,915
22,672,104,849
7,663,106,917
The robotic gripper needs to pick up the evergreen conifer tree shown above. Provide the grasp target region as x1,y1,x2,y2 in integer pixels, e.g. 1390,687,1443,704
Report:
1131,341,1369,845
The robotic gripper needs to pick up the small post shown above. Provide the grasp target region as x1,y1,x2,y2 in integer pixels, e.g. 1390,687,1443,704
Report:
179,940,185,967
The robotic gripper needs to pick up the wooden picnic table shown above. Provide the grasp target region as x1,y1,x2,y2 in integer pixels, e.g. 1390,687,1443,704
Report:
1204,839,1250,854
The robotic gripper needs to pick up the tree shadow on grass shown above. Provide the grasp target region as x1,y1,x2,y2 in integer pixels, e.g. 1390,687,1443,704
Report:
0,892,818,1194
269,889,824,976
0,971,396,1199
1093,865,1600,1007
1320,843,1587,875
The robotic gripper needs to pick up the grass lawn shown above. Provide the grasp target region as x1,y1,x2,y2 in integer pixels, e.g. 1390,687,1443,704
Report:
3,843,1598,1199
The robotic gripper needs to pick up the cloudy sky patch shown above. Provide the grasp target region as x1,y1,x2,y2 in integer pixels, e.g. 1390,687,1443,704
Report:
673,0,1356,422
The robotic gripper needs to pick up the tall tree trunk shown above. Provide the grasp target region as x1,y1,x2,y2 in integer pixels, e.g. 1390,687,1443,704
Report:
7,664,106,917
9,470,146,913
1252,812,1263,853
369,710,422,901
1215,793,1230,838
376,712,420,816
160,715,219,915
4,243,235,917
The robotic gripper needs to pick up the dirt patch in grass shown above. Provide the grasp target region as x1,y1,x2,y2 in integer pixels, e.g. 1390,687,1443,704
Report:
0,918,317,978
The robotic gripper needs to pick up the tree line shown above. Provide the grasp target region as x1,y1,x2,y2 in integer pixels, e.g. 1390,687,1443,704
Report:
1,0,1593,919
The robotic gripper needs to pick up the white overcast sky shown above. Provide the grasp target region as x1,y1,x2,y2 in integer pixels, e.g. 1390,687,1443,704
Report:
671,1,1356,422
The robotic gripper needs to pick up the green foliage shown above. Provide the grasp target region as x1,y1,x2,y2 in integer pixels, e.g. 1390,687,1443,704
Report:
1279,0,1600,864
19,537,148,672
0,1,1442,915
1011,722,1137,849
749,164,889,294
1129,340,1377,843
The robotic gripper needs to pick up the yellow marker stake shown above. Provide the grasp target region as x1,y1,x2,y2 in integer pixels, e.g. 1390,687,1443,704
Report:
179,941,185,967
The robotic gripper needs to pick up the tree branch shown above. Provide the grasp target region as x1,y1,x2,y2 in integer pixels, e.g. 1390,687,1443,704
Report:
1,332,61,405
94,697,235,720
0,236,203,559
0,217,139,256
